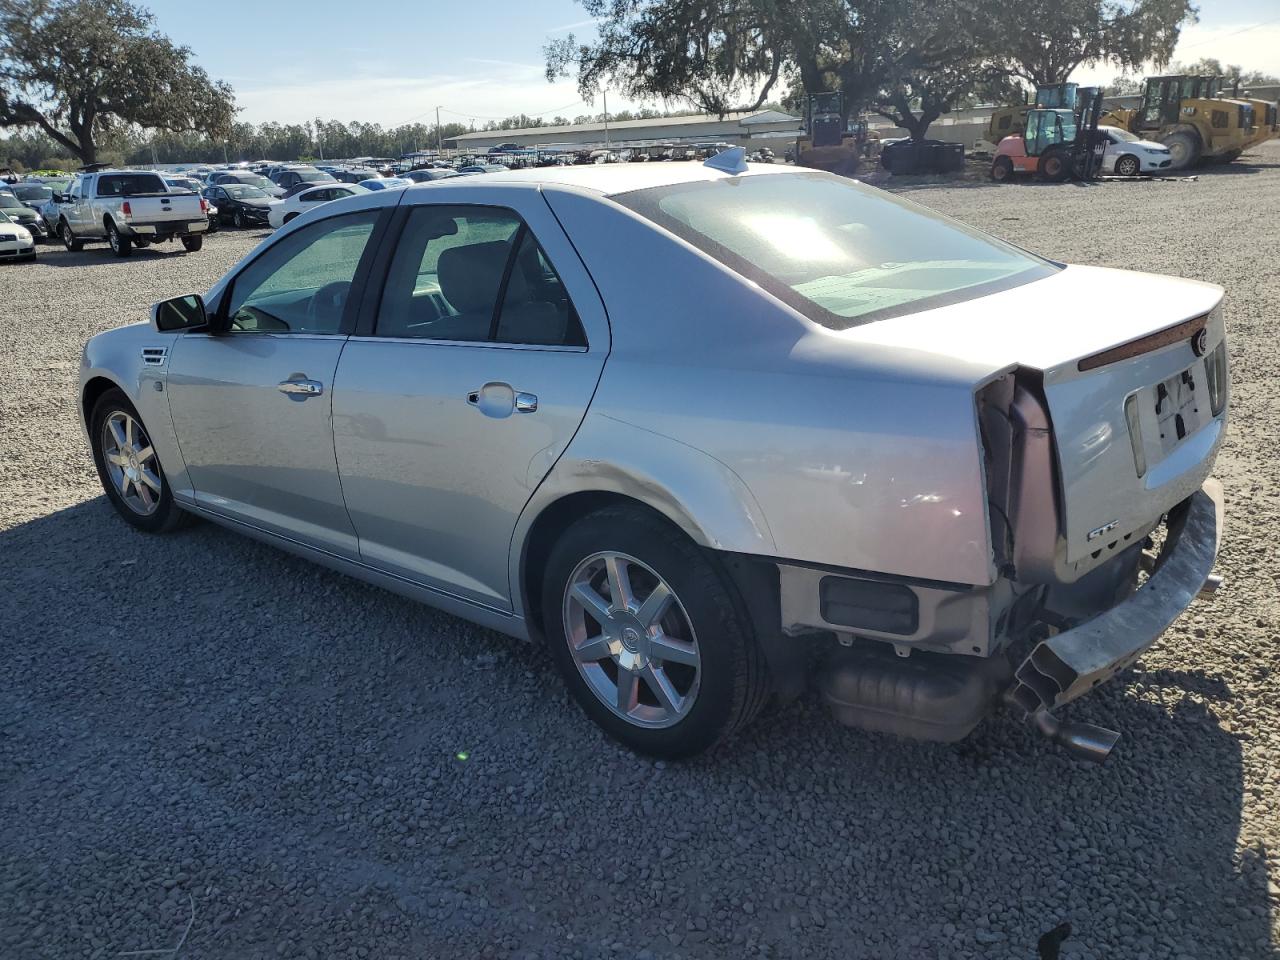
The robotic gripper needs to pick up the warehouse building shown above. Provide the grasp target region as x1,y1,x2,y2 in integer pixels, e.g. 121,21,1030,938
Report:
445,110,803,152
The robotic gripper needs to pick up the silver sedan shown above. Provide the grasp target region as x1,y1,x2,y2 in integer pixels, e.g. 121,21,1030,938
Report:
79,152,1225,761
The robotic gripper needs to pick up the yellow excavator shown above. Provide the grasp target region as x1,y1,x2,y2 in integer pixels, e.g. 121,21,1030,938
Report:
1100,75,1276,168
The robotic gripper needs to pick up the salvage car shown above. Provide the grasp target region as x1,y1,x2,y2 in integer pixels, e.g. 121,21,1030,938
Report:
78,151,1226,762
203,183,274,228
0,190,50,242
266,183,367,229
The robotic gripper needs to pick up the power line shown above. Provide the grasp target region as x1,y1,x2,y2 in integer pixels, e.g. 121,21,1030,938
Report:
1177,16,1280,51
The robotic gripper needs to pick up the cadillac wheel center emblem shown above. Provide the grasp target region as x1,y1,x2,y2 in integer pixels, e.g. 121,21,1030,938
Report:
1191,328,1209,357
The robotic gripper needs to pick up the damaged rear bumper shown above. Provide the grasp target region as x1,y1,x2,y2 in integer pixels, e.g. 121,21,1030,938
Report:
1006,478,1223,719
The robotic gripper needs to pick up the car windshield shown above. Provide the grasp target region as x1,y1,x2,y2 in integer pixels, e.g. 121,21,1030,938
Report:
295,169,335,182
0,210,12,223
0,195,26,209
225,185,268,199
12,184,52,201
97,173,168,197
615,172,1057,329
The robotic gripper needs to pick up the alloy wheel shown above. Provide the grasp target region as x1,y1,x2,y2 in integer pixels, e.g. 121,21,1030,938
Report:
101,411,161,516
562,551,701,729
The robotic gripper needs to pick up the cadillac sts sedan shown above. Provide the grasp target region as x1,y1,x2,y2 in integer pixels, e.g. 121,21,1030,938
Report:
79,151,1227,762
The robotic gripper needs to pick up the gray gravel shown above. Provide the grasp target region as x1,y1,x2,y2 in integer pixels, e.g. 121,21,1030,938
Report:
2,147,1279,959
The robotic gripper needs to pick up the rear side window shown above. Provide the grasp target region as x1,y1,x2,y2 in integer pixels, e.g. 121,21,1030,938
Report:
96,174,167,197
614,172,1057,329
375,205,585,347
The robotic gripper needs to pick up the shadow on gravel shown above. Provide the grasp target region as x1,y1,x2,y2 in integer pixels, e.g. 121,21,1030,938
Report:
32,245,197,267
0,497,1274,958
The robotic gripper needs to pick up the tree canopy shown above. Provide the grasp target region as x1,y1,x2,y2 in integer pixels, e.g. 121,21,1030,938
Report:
0,0,236,164
546,0,1199,137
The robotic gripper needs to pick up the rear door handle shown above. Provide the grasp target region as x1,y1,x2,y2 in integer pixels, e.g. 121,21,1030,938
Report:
467,383,537,418
514,392,538,413
277,378,324,398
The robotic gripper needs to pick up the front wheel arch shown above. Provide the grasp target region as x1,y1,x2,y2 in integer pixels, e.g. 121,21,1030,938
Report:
81,374,126,433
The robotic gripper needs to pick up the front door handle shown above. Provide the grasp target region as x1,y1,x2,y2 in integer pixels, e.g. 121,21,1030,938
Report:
277,378,324,399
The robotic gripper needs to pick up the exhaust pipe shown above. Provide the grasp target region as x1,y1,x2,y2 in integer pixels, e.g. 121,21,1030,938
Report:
1032,709,1120,764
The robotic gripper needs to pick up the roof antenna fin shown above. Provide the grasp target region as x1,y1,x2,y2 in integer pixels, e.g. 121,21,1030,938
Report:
703,146,749,175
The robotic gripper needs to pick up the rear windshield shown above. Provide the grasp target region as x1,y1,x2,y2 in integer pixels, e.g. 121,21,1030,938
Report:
614,172,1057,329
12,184,52,201
96,173,168,197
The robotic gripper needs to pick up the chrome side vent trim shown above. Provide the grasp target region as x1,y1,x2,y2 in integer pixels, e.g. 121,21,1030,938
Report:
141,346,168,366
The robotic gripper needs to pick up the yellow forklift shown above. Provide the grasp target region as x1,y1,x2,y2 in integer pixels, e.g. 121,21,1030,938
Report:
1100,75,1265,168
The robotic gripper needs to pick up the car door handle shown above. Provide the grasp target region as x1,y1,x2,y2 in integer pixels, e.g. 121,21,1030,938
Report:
467,383,536,418
277,378,323,398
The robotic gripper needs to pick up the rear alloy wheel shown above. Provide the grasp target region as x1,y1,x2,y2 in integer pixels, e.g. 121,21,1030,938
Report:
60,221,83,252
233,209,246,229
106,220,131,258
542,507,769,759
90,389,189,533
990,156,1014,181
1115,154,1140,177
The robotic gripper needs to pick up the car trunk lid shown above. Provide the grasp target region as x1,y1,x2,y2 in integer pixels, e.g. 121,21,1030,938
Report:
838,264,1227,568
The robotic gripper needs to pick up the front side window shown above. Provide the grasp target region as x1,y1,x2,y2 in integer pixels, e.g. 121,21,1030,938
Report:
222,211,378,335
374,205,585,346
614,173,1057,329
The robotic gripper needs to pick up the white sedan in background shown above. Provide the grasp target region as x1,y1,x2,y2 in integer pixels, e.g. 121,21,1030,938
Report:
0,209,37,261
1099,126,1174,176
267,183,369,229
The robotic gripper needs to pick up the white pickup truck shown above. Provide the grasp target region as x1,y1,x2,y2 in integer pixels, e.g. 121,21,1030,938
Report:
56,169,209,257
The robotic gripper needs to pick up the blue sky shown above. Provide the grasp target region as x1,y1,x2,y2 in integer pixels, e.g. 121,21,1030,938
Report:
146,0,1280,126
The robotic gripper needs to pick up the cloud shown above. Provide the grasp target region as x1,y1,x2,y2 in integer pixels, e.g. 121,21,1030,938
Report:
546,16,603,33
1072,21,1280,85
232,65,633,127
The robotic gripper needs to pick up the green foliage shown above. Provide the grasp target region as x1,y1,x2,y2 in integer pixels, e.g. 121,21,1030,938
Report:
0,0,236,163
1167,58,1280,87
997,0,1197,85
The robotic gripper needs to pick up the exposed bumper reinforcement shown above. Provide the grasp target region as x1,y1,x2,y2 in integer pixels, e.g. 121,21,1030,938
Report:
1007,479,1223,719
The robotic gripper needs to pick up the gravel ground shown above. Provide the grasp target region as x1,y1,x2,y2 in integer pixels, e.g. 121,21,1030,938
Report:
2,146,1278,960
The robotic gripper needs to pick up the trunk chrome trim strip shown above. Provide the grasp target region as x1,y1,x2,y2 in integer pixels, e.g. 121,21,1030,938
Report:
1077,313,1208,372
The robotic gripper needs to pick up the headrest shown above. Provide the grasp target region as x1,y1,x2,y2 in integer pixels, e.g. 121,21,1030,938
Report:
437,239,524,316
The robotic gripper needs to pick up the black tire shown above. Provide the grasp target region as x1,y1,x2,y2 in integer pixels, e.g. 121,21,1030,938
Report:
1039,149,1070,181
233,209,245,229
990,156,1014,181
106,220,132,258
60,220,83,252
89,388,190,534
181,235,203,252
1161,131,1201,170
206,216,218,234
1115,154,1140,177
540,506,770,759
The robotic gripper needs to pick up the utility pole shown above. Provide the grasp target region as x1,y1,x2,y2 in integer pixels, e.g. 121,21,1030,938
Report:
436,106,443,154
222,141,228,164
603,90,611,152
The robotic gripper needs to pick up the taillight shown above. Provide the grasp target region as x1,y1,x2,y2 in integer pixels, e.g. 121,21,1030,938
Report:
121,201,132,217
1205,340,1228,416
200,198,209,213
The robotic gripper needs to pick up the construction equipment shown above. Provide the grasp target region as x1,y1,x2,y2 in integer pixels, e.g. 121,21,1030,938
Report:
986,84,1081,144
990,87,1106,182
792,92,863,177
1100,75,1271,168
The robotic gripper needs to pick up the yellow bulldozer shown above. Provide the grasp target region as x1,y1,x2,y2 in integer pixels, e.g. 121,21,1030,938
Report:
1100,75,1278,168
791,92,867,177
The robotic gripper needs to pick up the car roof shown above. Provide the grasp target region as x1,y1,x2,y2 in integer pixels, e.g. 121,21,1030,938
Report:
408,160,799,198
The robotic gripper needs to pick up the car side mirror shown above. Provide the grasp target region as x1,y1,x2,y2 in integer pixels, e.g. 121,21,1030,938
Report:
151,294,208,333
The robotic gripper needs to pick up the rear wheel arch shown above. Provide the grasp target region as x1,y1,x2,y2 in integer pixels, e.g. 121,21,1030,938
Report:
519,491,707,641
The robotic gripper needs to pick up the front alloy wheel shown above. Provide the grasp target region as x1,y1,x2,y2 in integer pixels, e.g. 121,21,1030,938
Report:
90,388,189,533
563,552,701,728
101,410,162,516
